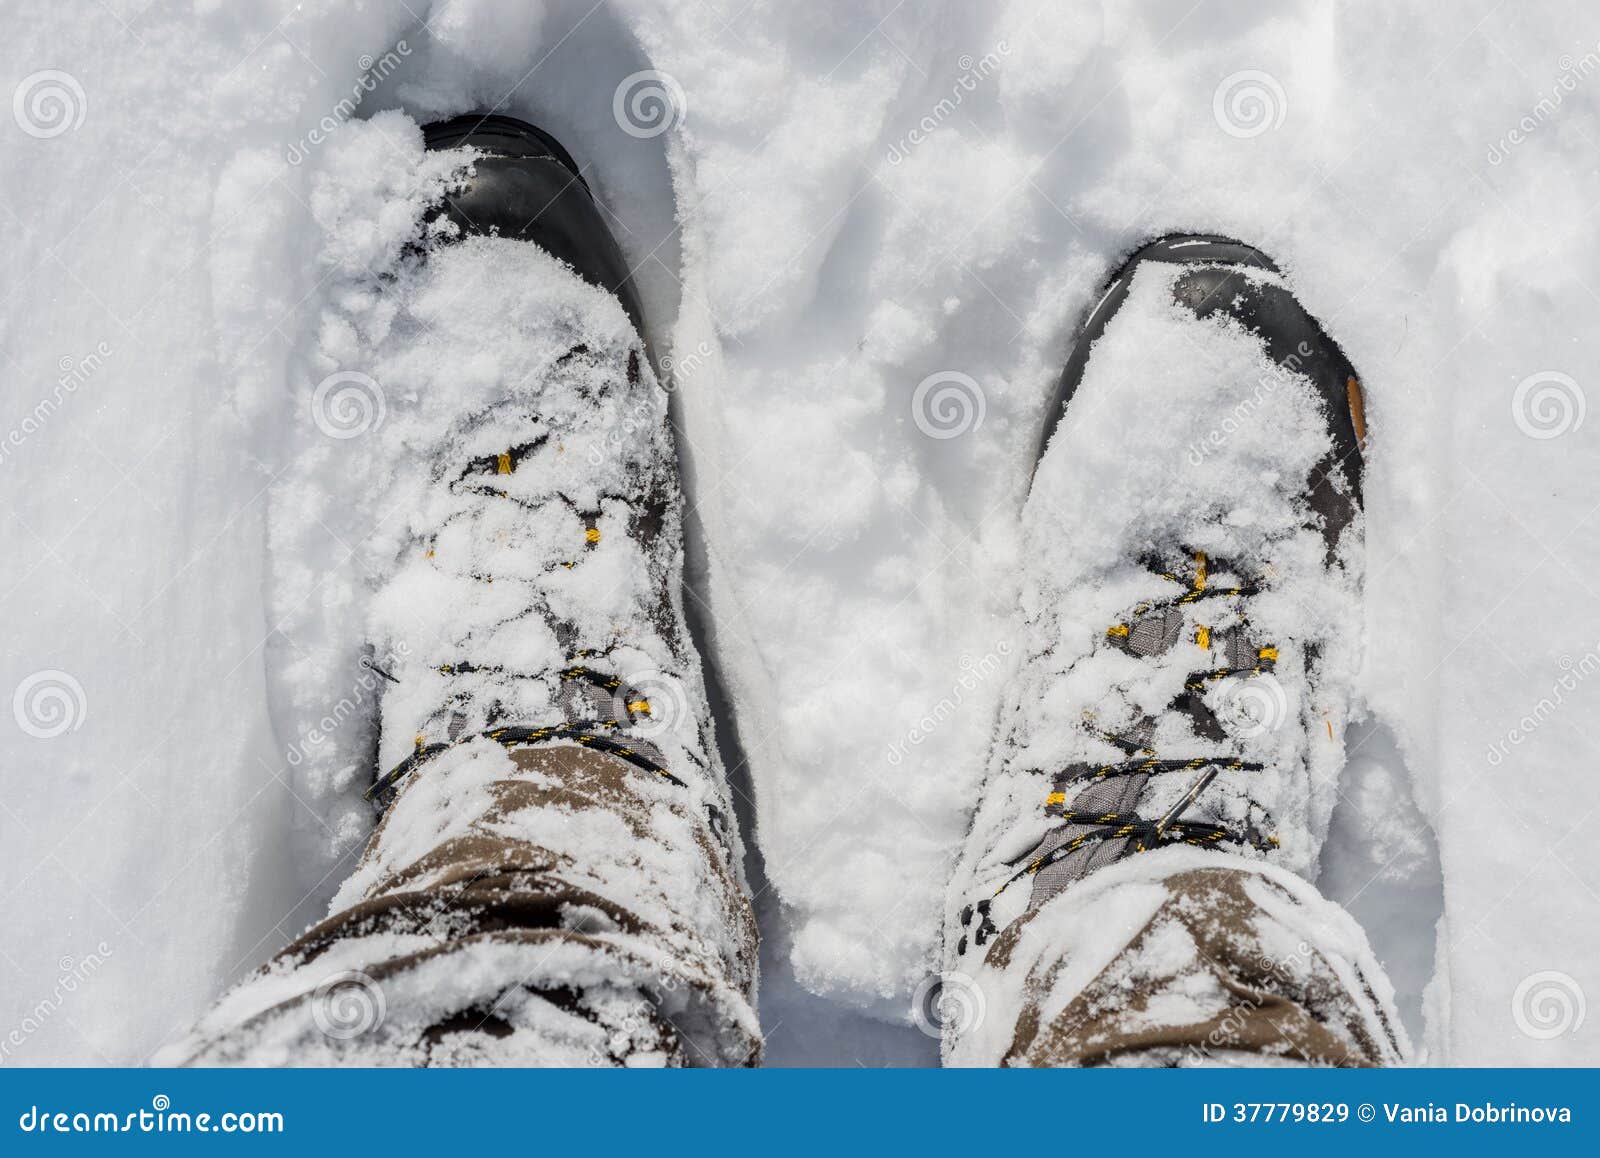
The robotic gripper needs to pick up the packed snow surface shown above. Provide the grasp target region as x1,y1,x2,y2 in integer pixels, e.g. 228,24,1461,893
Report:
2,0,1598,1064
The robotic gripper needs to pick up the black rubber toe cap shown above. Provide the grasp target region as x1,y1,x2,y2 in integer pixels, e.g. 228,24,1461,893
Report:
1037,233,1365,547
421,113,644,336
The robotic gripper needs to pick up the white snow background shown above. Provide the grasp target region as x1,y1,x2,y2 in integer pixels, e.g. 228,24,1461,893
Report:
2,0,1597,1065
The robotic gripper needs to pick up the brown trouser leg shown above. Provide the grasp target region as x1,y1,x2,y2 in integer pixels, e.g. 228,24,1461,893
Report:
165,741,760,1066
950,853,1408,1067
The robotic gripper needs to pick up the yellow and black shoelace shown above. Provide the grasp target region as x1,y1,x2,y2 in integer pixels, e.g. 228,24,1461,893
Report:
995,552,1282,899
365,654,685,807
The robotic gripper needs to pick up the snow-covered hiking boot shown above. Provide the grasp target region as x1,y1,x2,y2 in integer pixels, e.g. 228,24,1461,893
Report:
363,113,690,813
941,235,1406,1068
165,115,759,1067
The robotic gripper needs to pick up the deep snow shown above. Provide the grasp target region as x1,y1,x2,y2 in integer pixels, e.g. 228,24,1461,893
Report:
1,0,1597,1065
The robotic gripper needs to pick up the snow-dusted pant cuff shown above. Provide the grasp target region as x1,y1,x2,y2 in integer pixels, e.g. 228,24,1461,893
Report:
948,849,1408,1067
161,745,760,1066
